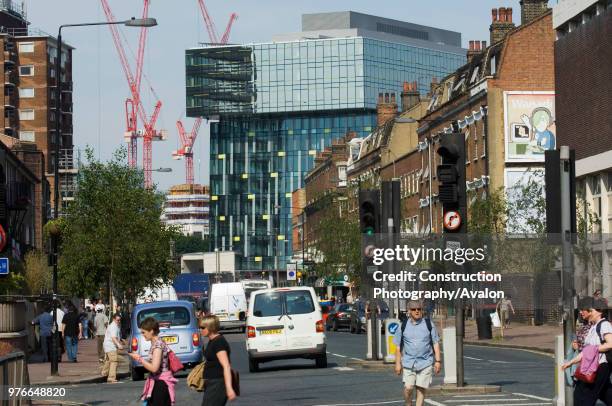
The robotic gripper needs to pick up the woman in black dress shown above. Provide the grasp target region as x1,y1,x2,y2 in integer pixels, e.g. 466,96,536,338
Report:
200,315,236,406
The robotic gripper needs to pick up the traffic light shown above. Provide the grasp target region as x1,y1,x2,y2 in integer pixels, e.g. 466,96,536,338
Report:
359,190,380,236
436,132,467,234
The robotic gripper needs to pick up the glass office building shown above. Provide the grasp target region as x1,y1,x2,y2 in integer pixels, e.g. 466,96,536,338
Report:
186,12,465,274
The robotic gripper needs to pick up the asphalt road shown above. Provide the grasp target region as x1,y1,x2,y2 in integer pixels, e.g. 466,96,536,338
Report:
46,329,555,405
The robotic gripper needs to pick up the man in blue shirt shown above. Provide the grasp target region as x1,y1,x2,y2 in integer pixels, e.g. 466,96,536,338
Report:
31,304,53,362
393,300,441,406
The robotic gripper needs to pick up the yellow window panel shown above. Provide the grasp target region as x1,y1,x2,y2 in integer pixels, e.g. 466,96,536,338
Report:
262,214,269,220
288,129,294,135
242,173,249,179
217,154,226,159
270,172,278,178
247,194,255,200
277,151,285,157
233,236,241,242
211,195,218,201
277,235,285,241
324,128,331,133
285,192,292,198
247,131,255,137
219,215,226,221
308,150,317,156
254,256,262,262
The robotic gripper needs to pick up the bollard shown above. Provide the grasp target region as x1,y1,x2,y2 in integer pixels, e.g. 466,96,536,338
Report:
554,334,566,406
366,317,373,360
384,319,401,363
377,318,383,360
443,327,457,385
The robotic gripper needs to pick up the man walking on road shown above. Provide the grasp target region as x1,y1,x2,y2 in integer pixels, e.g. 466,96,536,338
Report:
94,304,109,362
394,300,441,406
101,313,124,383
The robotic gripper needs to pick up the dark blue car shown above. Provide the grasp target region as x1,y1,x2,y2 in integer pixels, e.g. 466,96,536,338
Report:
129,300,202,381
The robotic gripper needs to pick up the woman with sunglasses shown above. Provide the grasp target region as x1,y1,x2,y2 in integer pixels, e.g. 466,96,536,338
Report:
200,315,236,405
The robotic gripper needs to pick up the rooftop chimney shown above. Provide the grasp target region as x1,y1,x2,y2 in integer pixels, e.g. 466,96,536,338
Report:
490,7,516,44
520,0,549,25
467,40,487,64
377,92,398,126
401,81,420,112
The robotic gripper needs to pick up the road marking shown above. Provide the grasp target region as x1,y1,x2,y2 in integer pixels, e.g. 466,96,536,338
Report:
488,360,512,364
452,395,507,398
332,366,355,371
425,400,447,406
452,404,551,406
328,352,347,358
511,393,552,401
312,400,404,406
464,356,483,361
350,357,363,361
445,399,526,403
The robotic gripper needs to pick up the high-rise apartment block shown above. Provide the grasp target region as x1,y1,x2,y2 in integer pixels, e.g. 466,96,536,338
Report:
186,11,465,275
162,184,210,238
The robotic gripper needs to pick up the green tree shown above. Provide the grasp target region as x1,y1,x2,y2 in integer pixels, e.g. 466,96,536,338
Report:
23,249,52,294
58,148,179,305
312,211,362,290
173,234,210,257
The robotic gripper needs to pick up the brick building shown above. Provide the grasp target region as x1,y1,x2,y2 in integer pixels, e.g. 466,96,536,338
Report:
0,5,75,218
553,0,612,298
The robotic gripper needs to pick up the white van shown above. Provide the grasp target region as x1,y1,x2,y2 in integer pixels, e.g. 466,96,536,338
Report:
209,282,247,332
246,286,326,372
136,284,178,304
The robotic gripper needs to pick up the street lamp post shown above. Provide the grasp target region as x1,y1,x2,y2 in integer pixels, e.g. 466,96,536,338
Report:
50,16,157,376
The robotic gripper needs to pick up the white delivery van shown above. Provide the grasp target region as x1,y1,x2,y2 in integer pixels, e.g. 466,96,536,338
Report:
209,282,247,332
136,284,178,304
246,286,326,372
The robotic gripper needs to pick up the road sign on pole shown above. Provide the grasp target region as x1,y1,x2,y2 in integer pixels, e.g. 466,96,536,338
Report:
0,258,9,275
287,263,297,281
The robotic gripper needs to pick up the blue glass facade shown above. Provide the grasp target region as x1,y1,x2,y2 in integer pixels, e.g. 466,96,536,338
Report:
186,36,465,273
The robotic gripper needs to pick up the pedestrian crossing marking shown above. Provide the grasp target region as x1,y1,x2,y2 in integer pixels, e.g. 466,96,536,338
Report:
511,393,552,401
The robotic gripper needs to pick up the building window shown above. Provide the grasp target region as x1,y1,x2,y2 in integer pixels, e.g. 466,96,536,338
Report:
18,42,34,53
19,131,35,142
19,88,35,98
589,175,602,235
19,65,34,76
19,109,34,120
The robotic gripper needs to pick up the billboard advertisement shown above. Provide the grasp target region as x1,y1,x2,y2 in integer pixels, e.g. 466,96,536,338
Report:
504,91,556,162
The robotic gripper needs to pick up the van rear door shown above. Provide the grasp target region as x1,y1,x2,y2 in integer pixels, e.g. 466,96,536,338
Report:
283,289,319,349
250,291,287,352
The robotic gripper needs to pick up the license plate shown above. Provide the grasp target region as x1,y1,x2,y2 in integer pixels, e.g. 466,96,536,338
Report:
161,336,177,344
259,329,282,335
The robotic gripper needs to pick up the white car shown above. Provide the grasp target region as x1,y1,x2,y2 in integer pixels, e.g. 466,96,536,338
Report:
246,286,327,372
209,282,247,331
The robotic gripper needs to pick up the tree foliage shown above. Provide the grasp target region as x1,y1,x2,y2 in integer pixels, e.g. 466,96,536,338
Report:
58,148,179,304
174,234,210,257
23,249,51,294
312,210,362,289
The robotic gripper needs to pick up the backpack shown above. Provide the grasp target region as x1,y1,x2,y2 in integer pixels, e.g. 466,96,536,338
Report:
399,317,433,354
595,319,612,364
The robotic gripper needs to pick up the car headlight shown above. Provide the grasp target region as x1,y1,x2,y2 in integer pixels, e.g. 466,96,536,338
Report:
360,316,366,323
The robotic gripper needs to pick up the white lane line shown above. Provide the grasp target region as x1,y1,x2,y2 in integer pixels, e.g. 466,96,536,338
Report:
329,352,347,358
425,400,447,406
446,399,526,403
511,393,553,401
464,356,483,361
350,357,363,361
312,400,405,406
452,395,507,398
488,360,512,364
332,366,355,371
454,404,551,406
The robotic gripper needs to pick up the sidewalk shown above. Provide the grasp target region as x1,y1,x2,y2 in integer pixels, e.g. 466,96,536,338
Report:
437,318,561,354
28,338,129,385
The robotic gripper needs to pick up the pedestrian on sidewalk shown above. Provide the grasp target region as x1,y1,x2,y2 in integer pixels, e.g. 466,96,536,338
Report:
496,295,515,329
51,300,65,362
31,304,53,362
200,315,236,406
61,303,83,362
562,299,612,405
116,305,130,340
94,304,109,362
79,306,89,340
129,317,177,406
86,306,95,339
101,313,124,383
393,300,441,406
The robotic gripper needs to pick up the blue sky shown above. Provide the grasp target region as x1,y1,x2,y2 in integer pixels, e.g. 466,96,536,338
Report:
26,0,524,191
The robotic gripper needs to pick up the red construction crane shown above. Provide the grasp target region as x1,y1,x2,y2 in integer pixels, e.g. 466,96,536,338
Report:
173,117,203,185
100,0,165,188
197,0,237,44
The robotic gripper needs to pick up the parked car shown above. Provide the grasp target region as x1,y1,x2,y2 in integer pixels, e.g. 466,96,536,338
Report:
349,299,389,334
246,286,327,372
325,303,354,331
129,300,202,381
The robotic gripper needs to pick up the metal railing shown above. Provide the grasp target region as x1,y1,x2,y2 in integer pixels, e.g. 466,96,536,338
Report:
0,351,31,405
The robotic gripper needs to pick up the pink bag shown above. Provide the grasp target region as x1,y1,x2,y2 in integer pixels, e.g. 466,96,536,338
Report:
168,350,184,373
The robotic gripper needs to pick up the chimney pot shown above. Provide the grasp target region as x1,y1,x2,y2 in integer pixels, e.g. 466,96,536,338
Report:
500,7,507,22
476,41,481,51
403,81,409,92
469,40,474,50
507,7,513,23
391,93,396,103
384,93,389,103
482,40,487,49
492,8,498,22
378,93,383,103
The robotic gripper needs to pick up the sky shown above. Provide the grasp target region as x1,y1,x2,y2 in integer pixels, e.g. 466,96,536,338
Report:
25,0,525,191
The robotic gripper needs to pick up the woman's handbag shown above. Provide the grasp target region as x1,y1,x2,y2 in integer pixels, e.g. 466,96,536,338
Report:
187,362,206,392
168,350,184,373
231,369,240,396
574,364,597,384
